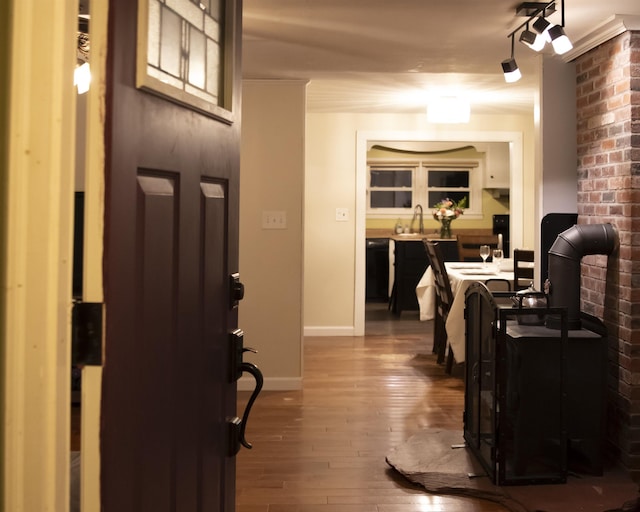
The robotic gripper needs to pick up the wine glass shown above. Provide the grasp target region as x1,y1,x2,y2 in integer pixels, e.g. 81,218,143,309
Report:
479,245,490,267
492,248,503,271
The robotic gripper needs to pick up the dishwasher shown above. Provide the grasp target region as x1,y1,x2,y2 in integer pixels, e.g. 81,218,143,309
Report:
365,238,389,302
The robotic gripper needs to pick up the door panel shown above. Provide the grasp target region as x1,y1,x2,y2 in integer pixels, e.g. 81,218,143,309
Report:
135,172,177,512
201,180,228,511
101,1,242,510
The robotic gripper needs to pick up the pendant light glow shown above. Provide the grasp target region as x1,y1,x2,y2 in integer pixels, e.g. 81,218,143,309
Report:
74,62,91,94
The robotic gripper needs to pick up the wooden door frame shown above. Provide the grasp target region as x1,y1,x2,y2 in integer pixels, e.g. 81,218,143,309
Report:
79,0,109,509
1,1,78,510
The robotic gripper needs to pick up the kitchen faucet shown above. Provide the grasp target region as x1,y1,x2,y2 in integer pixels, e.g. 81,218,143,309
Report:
410,204,424,234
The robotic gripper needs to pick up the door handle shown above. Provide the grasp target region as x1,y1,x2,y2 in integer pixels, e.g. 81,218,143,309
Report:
228,329,264,455
229,358,263,456
237,359,263,450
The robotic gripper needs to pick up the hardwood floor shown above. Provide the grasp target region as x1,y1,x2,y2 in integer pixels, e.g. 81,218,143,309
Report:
236,303,509,512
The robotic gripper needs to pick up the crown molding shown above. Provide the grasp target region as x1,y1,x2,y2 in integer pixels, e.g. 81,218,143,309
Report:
563,14,640,62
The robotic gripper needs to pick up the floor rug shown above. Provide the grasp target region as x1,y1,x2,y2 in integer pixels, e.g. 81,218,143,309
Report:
386,428,640,512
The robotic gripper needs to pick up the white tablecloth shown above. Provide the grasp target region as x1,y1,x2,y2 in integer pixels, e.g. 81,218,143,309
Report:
416,262,514,363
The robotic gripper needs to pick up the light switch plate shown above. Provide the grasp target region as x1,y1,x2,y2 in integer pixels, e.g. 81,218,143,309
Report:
262,210,287,229
336,207,349,221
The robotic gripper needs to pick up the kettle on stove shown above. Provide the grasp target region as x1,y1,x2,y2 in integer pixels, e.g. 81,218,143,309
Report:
510,284,548,325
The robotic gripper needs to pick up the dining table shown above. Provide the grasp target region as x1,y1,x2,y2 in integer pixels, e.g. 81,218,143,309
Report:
415,261,515,363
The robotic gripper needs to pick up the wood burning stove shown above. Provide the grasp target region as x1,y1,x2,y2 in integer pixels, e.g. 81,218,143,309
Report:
463,282,607,485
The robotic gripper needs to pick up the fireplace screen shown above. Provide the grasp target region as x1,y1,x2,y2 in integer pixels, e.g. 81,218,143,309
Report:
463,283,569,485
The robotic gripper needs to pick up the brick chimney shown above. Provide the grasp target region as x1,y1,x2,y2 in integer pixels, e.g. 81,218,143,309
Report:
575,30,640,479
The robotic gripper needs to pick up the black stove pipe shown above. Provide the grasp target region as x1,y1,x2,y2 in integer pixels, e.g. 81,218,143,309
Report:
545,223,616,330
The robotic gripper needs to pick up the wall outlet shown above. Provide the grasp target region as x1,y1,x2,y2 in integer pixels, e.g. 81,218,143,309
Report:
262,210,287,229
336,207,349,221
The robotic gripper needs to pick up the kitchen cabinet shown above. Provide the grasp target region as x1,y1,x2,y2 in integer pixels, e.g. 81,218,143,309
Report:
389,237,457,315
483,142,510,190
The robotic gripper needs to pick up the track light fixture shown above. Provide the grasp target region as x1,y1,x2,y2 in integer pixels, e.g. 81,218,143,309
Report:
502,34,522,83
503,0,572,82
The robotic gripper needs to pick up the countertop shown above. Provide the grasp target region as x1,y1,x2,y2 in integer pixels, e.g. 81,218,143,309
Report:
390,234,457,241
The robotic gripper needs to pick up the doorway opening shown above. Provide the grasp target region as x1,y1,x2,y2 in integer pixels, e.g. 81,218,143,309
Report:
355,130,524,336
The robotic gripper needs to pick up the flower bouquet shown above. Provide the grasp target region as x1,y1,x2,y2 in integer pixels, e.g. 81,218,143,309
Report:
432,197,466,238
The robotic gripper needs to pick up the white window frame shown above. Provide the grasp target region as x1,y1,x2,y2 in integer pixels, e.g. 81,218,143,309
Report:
367,158,483,219
367,163,416,211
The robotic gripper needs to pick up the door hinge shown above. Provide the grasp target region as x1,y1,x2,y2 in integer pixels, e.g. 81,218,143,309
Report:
72,301,103,366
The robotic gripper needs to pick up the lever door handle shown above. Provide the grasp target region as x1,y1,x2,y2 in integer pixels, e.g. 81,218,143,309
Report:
228,328,263,455
238,361,263,449
229,361,263,456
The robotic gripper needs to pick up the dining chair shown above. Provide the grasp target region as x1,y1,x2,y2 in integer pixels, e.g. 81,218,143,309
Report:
513,249,535,291
485,278,511,292
456,234,500,262
424,241,456,374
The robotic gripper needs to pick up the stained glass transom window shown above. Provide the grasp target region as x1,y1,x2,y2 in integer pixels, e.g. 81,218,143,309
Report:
146,0,223,107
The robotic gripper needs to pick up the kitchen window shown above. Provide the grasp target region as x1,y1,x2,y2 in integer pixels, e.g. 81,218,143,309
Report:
367,160,482,218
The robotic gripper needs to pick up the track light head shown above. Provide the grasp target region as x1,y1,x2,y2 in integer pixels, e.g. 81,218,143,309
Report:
548,24,573,54
532,15,551,34
519,29,546,51
501,58,521,83
519,30,536,45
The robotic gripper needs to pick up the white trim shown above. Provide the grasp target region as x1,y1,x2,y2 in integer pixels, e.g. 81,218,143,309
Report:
564,15,640,62
3,1,77,510
304,325,356,336
355,130,524,337
238,375,303,391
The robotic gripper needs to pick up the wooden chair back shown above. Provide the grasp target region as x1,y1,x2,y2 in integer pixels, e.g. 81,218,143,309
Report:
456,234,499,262
513,249,535,291
425,241,454,316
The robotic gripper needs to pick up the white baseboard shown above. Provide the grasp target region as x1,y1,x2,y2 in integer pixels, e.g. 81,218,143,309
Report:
238,375,302,391
303,326,355,336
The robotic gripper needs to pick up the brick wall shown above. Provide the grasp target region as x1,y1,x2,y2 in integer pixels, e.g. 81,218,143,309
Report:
575,30,640,477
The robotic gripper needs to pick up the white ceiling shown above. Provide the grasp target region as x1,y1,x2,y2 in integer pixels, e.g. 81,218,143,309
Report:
242,0,640,115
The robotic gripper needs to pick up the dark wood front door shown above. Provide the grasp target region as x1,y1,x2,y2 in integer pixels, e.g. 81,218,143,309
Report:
100,1,243,510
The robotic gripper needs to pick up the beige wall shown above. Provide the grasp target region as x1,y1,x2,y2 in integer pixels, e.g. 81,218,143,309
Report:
304,113,536,332
239,80,306,390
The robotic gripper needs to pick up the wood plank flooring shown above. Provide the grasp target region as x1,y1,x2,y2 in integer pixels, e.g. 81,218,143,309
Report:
236,304,509,512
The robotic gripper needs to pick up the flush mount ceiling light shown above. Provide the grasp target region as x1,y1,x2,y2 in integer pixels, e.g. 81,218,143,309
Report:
502,0,572,83
426,96,470,124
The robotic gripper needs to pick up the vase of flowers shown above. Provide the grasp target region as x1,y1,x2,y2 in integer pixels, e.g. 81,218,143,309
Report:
432,197,466,238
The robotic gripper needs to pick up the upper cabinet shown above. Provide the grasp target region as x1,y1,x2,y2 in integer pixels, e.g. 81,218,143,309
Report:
483,142,510,191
